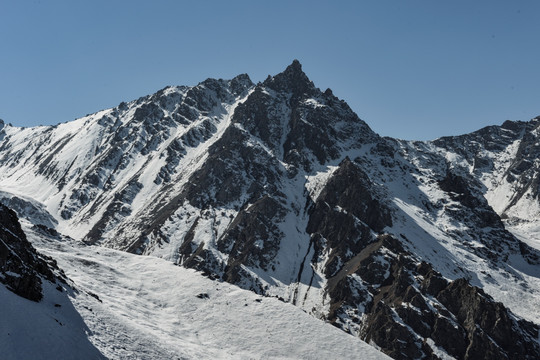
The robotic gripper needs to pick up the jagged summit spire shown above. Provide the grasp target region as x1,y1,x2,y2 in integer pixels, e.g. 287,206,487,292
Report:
263,59,315,97
287,59,302,72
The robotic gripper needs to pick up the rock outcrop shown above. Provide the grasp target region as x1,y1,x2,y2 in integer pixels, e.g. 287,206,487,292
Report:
0,203,61,301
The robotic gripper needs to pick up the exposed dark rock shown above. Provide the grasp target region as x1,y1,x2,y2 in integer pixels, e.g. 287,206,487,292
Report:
196,292,209,299
362,302,428,360
316,157,392,232
231,86,284,152
229,73,253,96
219,195,286,273
438,169,502,228
319,232,540,360
420,269,447,297
0,203,59,301
431,315,467,358
181,124,283,209
306,158,392,279
437,278,540,359
263,59,316,101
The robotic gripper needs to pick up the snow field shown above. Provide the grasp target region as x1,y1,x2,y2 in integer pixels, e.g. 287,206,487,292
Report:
24,225,389,360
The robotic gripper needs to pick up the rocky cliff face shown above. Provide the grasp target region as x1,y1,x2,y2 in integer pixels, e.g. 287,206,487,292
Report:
0,61,539,359
0,203,62,301
329,234,540,359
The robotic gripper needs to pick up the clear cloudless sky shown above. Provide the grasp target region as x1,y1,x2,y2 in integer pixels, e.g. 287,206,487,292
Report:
0,0,539,140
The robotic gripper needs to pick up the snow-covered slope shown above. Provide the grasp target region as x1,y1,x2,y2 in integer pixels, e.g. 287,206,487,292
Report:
0,203,105,359
0,281,105,360
1,60,539,359
11,221,388,360
431,118,540,251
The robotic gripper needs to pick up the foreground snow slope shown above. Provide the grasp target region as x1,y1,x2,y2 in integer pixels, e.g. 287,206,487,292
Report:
0,202,104,360
23,223,388,360
0,282,105,360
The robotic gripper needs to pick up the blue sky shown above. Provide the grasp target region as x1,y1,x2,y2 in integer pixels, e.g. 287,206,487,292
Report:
1,1,539,140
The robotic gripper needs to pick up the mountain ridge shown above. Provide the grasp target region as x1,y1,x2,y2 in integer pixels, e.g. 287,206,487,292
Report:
1,60,540,359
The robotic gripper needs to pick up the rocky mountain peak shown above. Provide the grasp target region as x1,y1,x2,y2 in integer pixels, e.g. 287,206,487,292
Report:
289,58,302,69
230,73,254,95
263,59,315,97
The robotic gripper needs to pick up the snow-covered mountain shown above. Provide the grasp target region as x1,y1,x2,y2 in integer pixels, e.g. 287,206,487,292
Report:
1,60,539,359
